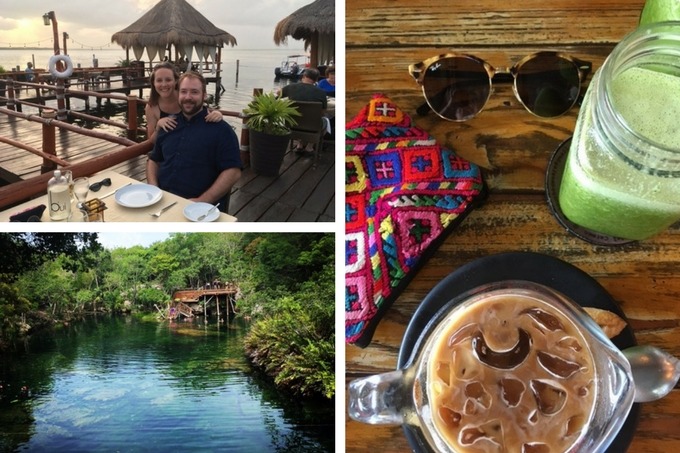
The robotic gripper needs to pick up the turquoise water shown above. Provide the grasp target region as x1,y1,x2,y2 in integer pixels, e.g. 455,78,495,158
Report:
0,316,334,452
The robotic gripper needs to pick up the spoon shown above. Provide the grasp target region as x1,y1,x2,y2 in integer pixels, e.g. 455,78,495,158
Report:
622,345,680,403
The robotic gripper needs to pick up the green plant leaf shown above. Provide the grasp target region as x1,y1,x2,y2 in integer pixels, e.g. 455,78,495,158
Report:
243,92,301,136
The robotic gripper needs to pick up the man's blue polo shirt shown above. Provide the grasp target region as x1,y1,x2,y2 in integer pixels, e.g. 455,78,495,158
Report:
149,108,242,200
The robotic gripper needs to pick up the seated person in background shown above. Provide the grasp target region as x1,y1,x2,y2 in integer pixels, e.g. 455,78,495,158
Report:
147,72,242,211
281,68,328,109
281,68,328,152
179,57,189,73
25,62,35,82
145,62,222,142
317,66,335,98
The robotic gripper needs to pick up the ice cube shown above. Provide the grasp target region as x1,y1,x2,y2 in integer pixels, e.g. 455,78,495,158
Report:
522,442,550,453
530,379,567,415
528,409,539,425
447,323,476,348
465,381,492,409
459,420,503,447
464,398,478,415
523,307,565,332
556,336,583,352
537,351,582,378
565,414,586,437
499,377,526,407
437,406,462,430
435,361,451,386
452,347,481,380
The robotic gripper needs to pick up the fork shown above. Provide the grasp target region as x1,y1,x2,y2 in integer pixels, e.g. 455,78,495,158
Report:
197,202,220,221
149,201,177,218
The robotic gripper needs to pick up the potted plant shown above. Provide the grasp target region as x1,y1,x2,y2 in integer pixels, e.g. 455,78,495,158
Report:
243,92,300,176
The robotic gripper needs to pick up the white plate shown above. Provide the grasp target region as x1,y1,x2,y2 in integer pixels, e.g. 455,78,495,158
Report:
183,202,220,222
115,184,163,208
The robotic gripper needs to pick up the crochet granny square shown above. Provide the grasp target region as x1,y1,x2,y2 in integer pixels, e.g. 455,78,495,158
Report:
345,94,486,348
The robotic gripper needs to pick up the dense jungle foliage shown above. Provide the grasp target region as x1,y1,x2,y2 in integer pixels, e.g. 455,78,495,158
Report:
0,233,335,399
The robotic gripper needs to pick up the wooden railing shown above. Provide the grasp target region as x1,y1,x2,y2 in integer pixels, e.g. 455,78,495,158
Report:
0,83,258,209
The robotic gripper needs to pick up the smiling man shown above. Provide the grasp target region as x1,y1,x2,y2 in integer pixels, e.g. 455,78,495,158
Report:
147,72,242,211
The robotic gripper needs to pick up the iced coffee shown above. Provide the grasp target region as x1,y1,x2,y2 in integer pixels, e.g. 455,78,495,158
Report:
427,293,596,453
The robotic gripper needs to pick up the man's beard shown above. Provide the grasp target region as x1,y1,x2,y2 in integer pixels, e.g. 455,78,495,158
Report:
181,100,202,116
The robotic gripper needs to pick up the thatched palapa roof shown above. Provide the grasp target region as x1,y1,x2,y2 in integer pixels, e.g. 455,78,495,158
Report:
274,0,334,67
111,0,236,63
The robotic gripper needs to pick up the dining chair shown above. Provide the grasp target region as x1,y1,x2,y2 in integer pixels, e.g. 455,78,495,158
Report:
289,101,326,161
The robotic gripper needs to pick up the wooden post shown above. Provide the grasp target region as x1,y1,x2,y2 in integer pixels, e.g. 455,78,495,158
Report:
216,295,221,322
6,80,16,111
240,117,250,168
235,59,239,84
217,47,222,85
127,95,138,140
56,79,67,121
41,109,58,174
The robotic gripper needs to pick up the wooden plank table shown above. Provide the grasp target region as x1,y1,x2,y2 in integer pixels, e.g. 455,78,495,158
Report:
345,1,680,452
0,169,236,222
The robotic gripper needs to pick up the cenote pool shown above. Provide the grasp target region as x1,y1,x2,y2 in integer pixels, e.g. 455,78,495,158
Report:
0,316,334,452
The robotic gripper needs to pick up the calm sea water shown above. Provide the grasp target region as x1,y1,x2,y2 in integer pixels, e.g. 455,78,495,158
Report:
0,316,334,452
1,47,307,120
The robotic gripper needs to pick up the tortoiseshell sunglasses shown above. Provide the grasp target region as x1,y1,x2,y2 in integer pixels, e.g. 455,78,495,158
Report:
409,52,592,121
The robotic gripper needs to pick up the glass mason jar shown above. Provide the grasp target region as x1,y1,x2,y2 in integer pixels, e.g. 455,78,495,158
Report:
558,22,680,240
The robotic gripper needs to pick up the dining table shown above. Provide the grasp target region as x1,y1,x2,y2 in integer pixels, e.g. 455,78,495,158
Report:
0,169,237,222
345,1,680,452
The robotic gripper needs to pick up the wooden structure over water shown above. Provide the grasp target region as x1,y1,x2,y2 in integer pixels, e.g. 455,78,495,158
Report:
0,77,335,221
171,282,239,320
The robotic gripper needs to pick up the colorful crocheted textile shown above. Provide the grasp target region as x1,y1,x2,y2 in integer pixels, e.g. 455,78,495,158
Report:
345,94,486,348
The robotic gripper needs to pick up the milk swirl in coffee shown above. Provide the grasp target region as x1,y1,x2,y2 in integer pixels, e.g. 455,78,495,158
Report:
427,293,596,453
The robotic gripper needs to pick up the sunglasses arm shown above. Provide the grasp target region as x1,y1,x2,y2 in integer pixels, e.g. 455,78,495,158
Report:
416,101,433,117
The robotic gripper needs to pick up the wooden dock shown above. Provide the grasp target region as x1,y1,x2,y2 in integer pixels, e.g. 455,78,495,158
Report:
172,284,238,319
0,109,335,222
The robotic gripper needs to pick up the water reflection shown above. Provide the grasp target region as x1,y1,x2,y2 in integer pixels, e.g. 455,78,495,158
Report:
0,315,334,452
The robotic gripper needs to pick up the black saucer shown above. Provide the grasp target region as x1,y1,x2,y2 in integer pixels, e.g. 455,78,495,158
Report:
397,251,640,453
545,137,635,246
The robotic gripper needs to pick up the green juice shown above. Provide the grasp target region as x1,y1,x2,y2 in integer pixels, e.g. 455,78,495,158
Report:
559,66,680,240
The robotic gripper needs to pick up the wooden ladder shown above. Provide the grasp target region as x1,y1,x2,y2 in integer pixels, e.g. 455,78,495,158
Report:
176,301,194,318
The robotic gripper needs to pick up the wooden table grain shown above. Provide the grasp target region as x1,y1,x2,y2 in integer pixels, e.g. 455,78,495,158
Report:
345,1,680,452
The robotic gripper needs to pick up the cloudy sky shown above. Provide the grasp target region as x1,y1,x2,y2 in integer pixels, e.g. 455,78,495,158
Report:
97,232,170,249
0,0,314,49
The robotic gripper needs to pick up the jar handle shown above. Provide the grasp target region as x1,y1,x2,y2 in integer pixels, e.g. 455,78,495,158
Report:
348,370,410,424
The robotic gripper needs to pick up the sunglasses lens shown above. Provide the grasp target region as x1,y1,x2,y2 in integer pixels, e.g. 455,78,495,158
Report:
90,178,111,192
515,54,581,117
422,56,491,121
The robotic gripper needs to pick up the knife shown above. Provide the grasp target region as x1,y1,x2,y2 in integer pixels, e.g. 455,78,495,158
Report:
99,182,132,200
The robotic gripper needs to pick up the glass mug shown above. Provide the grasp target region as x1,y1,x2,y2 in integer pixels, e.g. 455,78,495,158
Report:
558,22,680,240
348,281,635,453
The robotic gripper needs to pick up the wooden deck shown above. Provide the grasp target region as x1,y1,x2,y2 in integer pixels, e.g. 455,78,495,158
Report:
172,285,238,318
0,112,335,222
172,285,238,303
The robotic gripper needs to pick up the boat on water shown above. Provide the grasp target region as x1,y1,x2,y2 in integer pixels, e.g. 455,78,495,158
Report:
274,54,310,79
